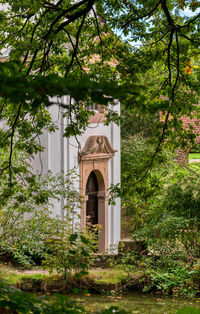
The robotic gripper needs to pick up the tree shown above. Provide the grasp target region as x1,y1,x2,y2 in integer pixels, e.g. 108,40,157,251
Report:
103,0,200,178
0,0,128,192
0,0,200,191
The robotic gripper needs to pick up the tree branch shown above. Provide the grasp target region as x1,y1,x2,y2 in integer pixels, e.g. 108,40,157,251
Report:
122,1,161,28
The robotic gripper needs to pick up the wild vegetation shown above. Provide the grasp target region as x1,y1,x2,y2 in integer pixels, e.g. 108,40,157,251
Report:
0,0,200,313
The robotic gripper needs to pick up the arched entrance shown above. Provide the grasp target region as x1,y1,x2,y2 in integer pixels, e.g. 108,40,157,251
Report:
85,170,106,251
86,171,98,225
79,135,116,251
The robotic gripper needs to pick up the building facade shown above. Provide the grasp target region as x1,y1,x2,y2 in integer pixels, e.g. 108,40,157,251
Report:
32,97,121,252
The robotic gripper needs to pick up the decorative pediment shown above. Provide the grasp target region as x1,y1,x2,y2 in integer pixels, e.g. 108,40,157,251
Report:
80,135,116,161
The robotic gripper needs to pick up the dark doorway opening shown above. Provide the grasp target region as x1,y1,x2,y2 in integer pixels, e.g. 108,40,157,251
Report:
86,171,98,225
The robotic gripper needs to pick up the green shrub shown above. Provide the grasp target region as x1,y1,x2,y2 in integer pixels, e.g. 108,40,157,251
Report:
143,265,196,296
42,230,97,279
0,170,93,269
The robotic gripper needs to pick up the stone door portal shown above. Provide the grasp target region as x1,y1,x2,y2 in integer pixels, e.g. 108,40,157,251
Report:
86,171,98,225
79,135,116,251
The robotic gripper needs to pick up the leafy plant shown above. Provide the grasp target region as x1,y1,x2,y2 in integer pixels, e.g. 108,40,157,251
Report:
143,265,196,296
0,170,83,268
42,231,96,280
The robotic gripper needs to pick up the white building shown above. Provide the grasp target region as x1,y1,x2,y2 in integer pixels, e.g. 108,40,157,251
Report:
0,3,121,252
32,97,121,252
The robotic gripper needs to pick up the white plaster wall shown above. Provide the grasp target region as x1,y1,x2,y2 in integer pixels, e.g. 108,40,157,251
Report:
33,100,121,249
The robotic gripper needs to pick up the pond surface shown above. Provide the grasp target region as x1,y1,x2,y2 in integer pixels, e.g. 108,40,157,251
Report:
70,292,200,313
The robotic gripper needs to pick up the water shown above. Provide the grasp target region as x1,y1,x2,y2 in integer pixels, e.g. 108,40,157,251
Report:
70,292,200,313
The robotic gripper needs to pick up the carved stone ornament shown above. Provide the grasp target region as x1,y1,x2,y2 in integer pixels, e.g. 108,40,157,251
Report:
79,135,117,161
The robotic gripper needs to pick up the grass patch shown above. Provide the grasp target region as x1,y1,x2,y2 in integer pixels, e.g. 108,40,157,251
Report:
0,264,58,285
0,264,130,287
89,268,129,285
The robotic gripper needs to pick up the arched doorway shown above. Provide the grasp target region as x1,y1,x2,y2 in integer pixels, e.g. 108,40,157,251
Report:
86,171,98,225
80,135,116,251
84,169,107,251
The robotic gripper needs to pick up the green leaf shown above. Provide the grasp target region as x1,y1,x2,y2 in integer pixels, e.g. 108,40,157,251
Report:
80,235,89,244
69,233,78,243
81,249,90,257
79,270,88,276
69,250,76,255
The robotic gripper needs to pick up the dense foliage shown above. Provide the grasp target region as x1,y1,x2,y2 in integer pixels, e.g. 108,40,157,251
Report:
0,1,200,310
136,164,200,252
0,0,199,186
0,168,99,277
121,131,200,266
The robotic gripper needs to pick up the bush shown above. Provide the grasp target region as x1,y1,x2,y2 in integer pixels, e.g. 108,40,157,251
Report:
42,230,98,279
143,265,196,296
0,170,96,270
135,164,200,257
121,134,200,258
